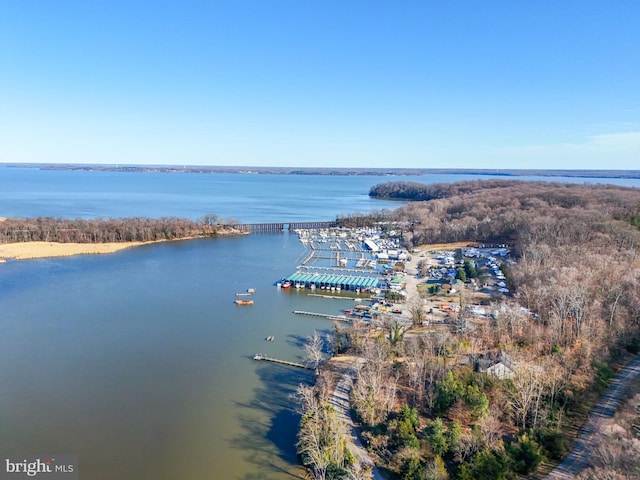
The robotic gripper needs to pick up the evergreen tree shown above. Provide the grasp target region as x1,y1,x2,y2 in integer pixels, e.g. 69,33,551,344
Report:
434,370,464,414
463,260,478,279
427,418,449,456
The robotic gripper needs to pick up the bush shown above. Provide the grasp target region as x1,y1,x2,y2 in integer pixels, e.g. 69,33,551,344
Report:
458,447,509,480
533,428,569,461
507,433,545,474
592,360,615,392
399,455,423,480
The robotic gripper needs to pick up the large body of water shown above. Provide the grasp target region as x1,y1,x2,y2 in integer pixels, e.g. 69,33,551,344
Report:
1,166,639,479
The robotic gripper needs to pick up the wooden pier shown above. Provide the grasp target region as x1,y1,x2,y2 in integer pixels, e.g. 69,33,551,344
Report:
253,354,312,370
221,221,337,233
293,310,350,322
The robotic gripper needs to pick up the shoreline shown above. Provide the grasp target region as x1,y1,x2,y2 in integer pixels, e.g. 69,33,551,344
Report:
0,240,154,262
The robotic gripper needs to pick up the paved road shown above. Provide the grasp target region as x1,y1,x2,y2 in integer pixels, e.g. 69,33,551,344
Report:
543,355,640,479
329,361,386,480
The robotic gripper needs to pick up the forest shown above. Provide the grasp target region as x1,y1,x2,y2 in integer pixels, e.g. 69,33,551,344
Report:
0,214,242,244
300,180,640,480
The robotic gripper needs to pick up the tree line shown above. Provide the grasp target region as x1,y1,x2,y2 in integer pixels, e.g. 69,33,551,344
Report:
0,214,242,244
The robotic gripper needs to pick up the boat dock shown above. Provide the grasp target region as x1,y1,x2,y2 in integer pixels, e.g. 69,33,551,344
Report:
282,272,380,292
253,354,312,370
293,310,350,322
307,293,357,300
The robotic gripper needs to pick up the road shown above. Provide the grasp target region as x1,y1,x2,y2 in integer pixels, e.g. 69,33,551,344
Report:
543,355,640,479
329,360,386,480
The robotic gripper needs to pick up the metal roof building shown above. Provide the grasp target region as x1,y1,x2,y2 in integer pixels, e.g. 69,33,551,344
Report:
284,272,380,291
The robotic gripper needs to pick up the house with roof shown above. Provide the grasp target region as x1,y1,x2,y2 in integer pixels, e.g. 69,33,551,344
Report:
475,350,515,379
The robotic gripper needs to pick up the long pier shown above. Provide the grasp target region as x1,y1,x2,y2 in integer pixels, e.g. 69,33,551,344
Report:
253,354,313,370
222,221,337,233
294,310,350,322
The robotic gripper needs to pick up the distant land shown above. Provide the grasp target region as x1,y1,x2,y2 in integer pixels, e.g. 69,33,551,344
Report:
2,163,640,179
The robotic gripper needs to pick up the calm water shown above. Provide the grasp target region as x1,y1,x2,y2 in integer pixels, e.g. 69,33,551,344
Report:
3,166,638,222
1,167,639,479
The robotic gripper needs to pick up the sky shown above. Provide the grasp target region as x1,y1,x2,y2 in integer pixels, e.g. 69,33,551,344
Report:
1,1,639,170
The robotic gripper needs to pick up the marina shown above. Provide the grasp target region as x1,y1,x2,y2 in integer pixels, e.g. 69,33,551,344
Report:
275,226,409,294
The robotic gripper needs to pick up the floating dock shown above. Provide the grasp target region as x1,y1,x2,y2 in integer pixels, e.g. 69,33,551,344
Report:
253,354,312,370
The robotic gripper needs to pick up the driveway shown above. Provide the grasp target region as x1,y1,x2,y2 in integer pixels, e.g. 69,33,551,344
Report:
543,355,640,479
329,360,387,480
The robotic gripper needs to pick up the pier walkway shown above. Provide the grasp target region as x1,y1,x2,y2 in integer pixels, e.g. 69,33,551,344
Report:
294,310,350,322
223,221,337,233
253,354,313,370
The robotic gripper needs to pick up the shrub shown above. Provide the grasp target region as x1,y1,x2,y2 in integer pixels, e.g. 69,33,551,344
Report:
507,433,545,474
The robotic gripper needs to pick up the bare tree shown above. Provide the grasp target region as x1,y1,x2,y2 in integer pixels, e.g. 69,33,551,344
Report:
304,330,325,370
507,362,547,430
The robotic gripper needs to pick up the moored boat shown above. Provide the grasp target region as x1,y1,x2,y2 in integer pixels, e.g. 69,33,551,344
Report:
235,299,254,305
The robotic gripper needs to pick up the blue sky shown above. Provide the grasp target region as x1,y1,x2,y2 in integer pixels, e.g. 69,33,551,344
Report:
1,1,639,169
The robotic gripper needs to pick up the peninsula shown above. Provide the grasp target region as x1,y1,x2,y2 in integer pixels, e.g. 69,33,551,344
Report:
0,215,245,262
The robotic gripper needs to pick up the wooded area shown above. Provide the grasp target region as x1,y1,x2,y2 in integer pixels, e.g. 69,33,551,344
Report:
0,214,241,244
300,181,640,479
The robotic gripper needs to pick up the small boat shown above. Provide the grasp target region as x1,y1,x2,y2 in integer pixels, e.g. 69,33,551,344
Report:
282,282,291,289
235,299,254,305
266,335,275,342
247,288,255,293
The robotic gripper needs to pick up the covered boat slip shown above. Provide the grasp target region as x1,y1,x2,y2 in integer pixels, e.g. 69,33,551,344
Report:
284,271,379,291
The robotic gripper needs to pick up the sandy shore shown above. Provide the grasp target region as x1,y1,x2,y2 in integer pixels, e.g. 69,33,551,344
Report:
0,241,153,262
